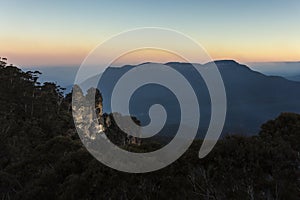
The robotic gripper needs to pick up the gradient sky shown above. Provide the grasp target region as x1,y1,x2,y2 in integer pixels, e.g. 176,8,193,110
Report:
1,0,300,67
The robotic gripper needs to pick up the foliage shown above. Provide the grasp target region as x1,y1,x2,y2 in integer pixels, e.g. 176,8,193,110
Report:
0,59,299,199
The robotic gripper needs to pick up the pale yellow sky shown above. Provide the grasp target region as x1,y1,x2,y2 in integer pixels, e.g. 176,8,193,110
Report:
1,0,300,67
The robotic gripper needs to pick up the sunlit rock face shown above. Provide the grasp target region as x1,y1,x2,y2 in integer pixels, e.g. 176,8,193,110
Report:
72,85,141,145
72,86,106,140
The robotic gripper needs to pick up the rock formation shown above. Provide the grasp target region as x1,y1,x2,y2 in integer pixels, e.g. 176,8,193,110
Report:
72,85,141,145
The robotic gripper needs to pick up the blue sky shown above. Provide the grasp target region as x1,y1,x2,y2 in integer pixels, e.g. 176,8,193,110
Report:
1,0,300,66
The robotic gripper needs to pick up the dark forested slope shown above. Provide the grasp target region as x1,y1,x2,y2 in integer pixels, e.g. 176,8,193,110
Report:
0,59,299,199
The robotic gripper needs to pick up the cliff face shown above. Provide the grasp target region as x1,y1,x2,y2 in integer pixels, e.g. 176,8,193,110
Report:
72,86,106,140
72,85,141,145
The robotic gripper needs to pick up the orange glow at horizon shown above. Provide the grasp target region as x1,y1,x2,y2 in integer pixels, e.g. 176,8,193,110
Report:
0,36,95,67
1,37,300,67
111,49,188,66
1,1,300,67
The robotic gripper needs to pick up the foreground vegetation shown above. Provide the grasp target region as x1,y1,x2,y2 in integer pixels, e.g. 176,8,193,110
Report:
0,59,299,199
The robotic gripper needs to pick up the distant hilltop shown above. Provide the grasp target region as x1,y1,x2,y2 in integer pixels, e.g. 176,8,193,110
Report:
14,59,300,137
21,60,300,92
91,60,300,137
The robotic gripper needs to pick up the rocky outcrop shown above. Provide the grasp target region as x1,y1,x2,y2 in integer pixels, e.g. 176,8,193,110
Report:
72,85,106,140
72,85,141,145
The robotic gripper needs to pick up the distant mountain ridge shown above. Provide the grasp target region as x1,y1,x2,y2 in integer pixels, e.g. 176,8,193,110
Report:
286,74,300,82
247,61,300,81
21,61,300,95
78,60,300,138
